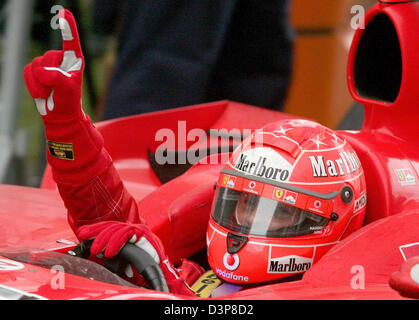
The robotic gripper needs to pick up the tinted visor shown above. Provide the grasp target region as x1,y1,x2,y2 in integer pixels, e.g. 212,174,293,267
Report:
212,187,329,238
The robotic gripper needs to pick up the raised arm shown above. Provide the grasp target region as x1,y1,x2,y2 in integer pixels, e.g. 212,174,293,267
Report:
23,10,197,295
24,9,141,231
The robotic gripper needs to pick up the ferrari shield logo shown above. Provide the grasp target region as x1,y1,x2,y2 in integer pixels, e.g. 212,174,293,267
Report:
273,187,285,201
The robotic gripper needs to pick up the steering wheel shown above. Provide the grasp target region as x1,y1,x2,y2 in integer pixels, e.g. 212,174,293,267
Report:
69,240,169,293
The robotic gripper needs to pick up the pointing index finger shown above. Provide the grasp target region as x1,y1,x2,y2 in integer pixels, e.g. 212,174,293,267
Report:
59,9,83,58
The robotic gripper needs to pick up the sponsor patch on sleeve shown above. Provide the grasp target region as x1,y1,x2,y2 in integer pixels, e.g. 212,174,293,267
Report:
47,140,74,160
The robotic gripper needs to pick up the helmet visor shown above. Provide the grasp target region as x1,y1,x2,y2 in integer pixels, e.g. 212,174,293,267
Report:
212,187,329,238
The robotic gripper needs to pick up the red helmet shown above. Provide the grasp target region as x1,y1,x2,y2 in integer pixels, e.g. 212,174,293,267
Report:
206,119,367,284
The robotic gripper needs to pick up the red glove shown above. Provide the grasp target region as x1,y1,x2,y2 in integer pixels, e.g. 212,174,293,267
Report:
23,9,109,183
24,9,84,121
78,221,196,296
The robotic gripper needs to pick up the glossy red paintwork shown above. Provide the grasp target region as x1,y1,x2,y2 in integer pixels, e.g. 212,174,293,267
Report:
1,1,418,299
0,185,76,252
344,1,419,224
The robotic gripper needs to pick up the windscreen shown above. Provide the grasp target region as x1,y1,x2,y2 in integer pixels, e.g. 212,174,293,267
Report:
0,249,137,288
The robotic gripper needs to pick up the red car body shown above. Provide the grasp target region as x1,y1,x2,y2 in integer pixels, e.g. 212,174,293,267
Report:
0,1,418,300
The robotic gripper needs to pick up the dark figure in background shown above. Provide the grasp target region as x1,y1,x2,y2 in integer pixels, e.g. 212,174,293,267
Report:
92,0,294,120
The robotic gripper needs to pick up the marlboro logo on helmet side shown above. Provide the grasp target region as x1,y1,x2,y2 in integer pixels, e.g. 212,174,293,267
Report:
268,256,313,273
309,152,361,178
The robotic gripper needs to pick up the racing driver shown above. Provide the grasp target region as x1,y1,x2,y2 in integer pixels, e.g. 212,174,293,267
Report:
23,10,367,297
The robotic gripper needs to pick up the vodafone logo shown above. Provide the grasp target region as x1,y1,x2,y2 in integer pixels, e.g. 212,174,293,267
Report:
314,200,322,209
223,253,240,271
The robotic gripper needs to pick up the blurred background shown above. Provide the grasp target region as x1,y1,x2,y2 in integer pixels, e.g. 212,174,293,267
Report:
0,0,376,188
